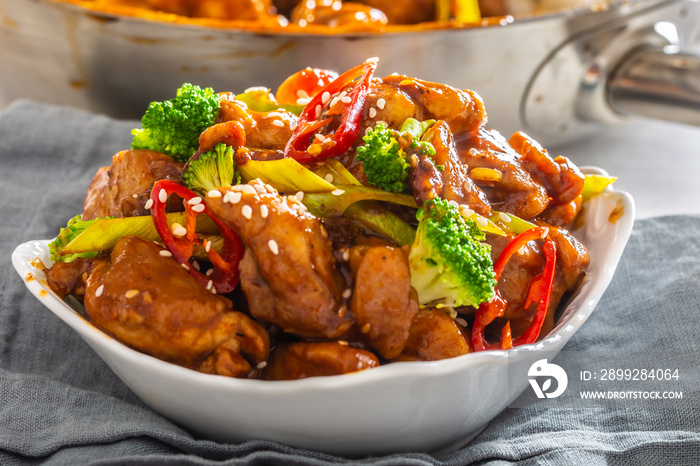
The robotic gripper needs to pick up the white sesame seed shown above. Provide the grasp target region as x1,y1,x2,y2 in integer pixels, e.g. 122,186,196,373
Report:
230,184,256,195
342,288,352,299
159,250,172,257
341,96,351,104
208,190,222,198
181,263,190,271
315,133,326,143
338,340,349,346
342,249,350,261
125,289,139,299
296,89,309,99
463,181,472,193
264,184,275,193
271,119,284,128
254,183,266,194
476,216,488,228
192,260,200,271
469,148,478,156
205,240,211,253
295,191,304,201
365,127,372,136
210,287,217,295
455,317,469,327
329,96,339,108
332,189,345,196
315,105,322,119
290,120,298,130
144,199,154,210
540,228,550,239
188,197,202,205
227,191,242,204
449,200,460,208
206,268,214,277
324,174,334,183
321,91,330,104
369,107,377,118
268,239,279,255
191,204,205,213
158,188,167,203
256,361,268,369
95,285,104,297
132,194,138,199
376,98,386,110
499,212,511,223
206,280,213,290
241,205,253,219
296,97,311,106
461,207,475,218
260,204,269,218
171,223,187,238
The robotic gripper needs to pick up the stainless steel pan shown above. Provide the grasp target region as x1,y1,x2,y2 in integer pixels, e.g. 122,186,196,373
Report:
1,0,699,146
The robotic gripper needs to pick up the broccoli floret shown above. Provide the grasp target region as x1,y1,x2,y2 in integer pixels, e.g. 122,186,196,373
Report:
408,198,497,308
49,215,101,263
356,118,436,193
131,83,220,163
182,143,240,196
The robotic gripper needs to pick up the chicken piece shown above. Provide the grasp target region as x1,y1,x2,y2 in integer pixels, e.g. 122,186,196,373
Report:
46,256,107,300
207,180,353,339
82,149,183,220
350,245,419,359
411,120,491,214
509,131,585,205
392,308,472,362
82,236,269,377
356,0,436,24
380,74,487,135
290,0,388,31
458,128,549,220
262,341,380,380
218,94,297,150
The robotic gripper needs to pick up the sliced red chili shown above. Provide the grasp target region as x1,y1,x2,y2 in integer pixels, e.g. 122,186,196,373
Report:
284,60,377,163
471,226,557,351
150,180,244,294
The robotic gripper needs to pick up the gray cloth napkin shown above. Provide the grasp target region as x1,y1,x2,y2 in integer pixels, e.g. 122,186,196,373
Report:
1,100,699,465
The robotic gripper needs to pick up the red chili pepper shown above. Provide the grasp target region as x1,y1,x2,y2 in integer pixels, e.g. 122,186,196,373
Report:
284,60,377,163
149,180,244,294
472,226,557,351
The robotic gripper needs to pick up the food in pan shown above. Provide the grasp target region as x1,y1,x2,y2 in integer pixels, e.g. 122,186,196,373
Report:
55,0,582,31
46,58,614,380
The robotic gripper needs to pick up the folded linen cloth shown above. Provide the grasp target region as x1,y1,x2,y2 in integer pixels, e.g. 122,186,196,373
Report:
1,101,699,465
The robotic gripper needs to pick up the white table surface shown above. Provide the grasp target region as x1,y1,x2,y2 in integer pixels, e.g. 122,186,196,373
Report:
554,118,700,219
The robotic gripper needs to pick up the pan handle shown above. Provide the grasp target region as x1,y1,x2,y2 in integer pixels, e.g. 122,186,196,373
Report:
607,45,700,126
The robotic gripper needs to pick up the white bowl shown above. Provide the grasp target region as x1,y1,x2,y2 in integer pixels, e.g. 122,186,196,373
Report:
12,167,633,456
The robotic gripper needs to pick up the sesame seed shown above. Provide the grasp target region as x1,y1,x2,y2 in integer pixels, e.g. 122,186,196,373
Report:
369,107,377,118
295,191,304,201
159,250,172,257
241,205,253,219
342,288,352,299
188,197,202,205
181,263,190,271
540,228,550,239
315,133,327,143
205,240,211,253
320,226,328,238
225,191,242,204
463,181,472,193
158,189,167,203
318,78,325,86
171,223,187,238
329,96,339,108
271,119,284,127
315,105,322,119
469,148,478,156
210,287,217,295
332,189,344,196
191,204,205,213
206,268,213,277
230,184,256,195
324,174,334,183
449,200,459,208
341,96,351,104
208,190,222,198
268,239,279,255
144,199,154,210
206,280,213,290
296,89,310,99
192,260,200,271
461,206,475,217
342,249,350,261
338,306,346,317
376,120,388,127
254,183,266,194
290,120,298,130
260,204,269,219
455,317,469,327
499,212,511,223
296,97,311,106
321,91,330,104
338,340,349,346
95,285,104,297
476,216,488,228
132,194,138,199
365,127,372,136
125,289,139,299
360,323,371,334
256,361,268,369
376,98,386,110
265,184,275,193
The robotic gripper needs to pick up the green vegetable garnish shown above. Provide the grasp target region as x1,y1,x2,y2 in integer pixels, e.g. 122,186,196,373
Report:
182,143,240,196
